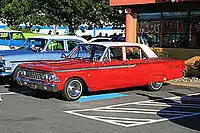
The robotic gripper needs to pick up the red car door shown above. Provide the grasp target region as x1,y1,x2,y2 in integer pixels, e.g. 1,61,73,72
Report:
123,46,150,86
86,60,128,91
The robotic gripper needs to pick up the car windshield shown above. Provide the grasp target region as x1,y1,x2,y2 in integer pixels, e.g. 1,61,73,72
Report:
68,44,106,61
19,38,48,51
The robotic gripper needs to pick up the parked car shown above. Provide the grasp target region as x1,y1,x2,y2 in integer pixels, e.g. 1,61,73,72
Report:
0,35,88,85
16,42,185,101
0,30,26,50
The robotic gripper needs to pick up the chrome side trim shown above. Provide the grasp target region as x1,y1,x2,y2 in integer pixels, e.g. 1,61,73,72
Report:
54,64,136,72
10,60,43,63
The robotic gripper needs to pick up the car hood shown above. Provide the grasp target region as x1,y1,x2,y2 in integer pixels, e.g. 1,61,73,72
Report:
19,59,95,72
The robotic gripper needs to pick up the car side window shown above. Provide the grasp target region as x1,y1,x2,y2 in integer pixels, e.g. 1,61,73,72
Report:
0,32,10,40
47,40,64,51
67,40,80,51
125,46,147,60
108,47,123,61
11,33,24,40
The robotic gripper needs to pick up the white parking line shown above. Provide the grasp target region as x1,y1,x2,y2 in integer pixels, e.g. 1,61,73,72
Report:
0,92,17,95
0,91,33,95
64,92,200,128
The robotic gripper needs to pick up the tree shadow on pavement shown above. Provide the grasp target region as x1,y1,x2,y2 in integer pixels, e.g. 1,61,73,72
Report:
0,78,8,85
5,86,64,101
5,85,146,101
136,92,200,131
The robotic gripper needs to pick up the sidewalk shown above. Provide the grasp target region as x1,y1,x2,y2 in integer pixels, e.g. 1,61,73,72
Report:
166,77,200,88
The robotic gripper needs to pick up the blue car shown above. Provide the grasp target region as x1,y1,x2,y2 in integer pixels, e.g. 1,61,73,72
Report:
0,35,88,85
0,30,26,48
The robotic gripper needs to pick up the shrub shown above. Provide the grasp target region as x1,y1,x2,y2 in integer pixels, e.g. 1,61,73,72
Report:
184,56,200,77
151,48,169,58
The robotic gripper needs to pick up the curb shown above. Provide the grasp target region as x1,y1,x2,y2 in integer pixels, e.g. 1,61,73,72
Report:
166,81,200,88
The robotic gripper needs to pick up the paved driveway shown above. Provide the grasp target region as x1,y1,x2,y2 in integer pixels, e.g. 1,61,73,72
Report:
0,83,200,133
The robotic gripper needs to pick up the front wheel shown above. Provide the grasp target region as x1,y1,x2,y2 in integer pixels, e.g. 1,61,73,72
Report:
61,78,84,101
7,67,21,88
146,82,163,91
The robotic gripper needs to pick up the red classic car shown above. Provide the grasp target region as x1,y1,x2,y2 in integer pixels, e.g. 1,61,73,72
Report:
16,42,185,101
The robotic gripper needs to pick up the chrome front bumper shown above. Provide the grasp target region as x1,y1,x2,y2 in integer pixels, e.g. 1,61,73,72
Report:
16,77,58,92
0,72,12,77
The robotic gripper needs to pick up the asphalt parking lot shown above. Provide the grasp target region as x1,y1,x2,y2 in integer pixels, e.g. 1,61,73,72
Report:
0,83,200,133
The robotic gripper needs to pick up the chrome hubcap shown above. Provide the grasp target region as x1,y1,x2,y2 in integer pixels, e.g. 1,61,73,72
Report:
151,82,163,90
67,80,82,98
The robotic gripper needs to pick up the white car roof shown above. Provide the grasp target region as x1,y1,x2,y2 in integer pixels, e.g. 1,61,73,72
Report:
88,37,112,43
89,42,158,58
0,30,22,33
89,42,147,47
29,35,88,43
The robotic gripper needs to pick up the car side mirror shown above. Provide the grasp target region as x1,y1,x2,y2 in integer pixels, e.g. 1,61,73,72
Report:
61,53,67,58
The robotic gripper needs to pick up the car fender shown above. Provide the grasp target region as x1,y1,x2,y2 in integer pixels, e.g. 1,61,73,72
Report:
148,74,167,83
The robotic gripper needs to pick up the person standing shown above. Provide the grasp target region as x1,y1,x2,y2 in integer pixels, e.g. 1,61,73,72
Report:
48,30,52,35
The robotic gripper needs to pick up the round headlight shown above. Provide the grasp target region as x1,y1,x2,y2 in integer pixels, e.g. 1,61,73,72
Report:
48,73,60,82
42,74,48,80
17,70,22,77
17,70,26,77
48,74,55,82
22,70,26,76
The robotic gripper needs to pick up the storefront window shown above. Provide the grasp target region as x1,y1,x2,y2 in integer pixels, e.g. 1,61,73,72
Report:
137,11,199,48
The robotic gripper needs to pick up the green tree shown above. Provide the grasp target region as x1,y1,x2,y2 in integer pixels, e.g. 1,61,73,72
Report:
1,0,125,33
40,0,125,34
92,0,125,28
1,0,46,29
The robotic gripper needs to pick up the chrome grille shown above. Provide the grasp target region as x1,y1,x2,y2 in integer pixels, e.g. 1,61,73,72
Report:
25,70,46,81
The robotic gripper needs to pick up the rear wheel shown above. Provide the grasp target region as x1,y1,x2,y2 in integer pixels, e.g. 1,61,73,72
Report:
61,78,84,101
146,82,163,91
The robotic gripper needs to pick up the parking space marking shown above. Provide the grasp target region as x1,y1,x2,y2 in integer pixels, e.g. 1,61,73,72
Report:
78,93,128,102
0,91,32,95
64,92,200,128
0,92,17,95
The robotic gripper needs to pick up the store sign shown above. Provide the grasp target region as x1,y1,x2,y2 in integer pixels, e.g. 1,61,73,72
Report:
157,0,185,2
110,0,198,6
139,20,200,33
